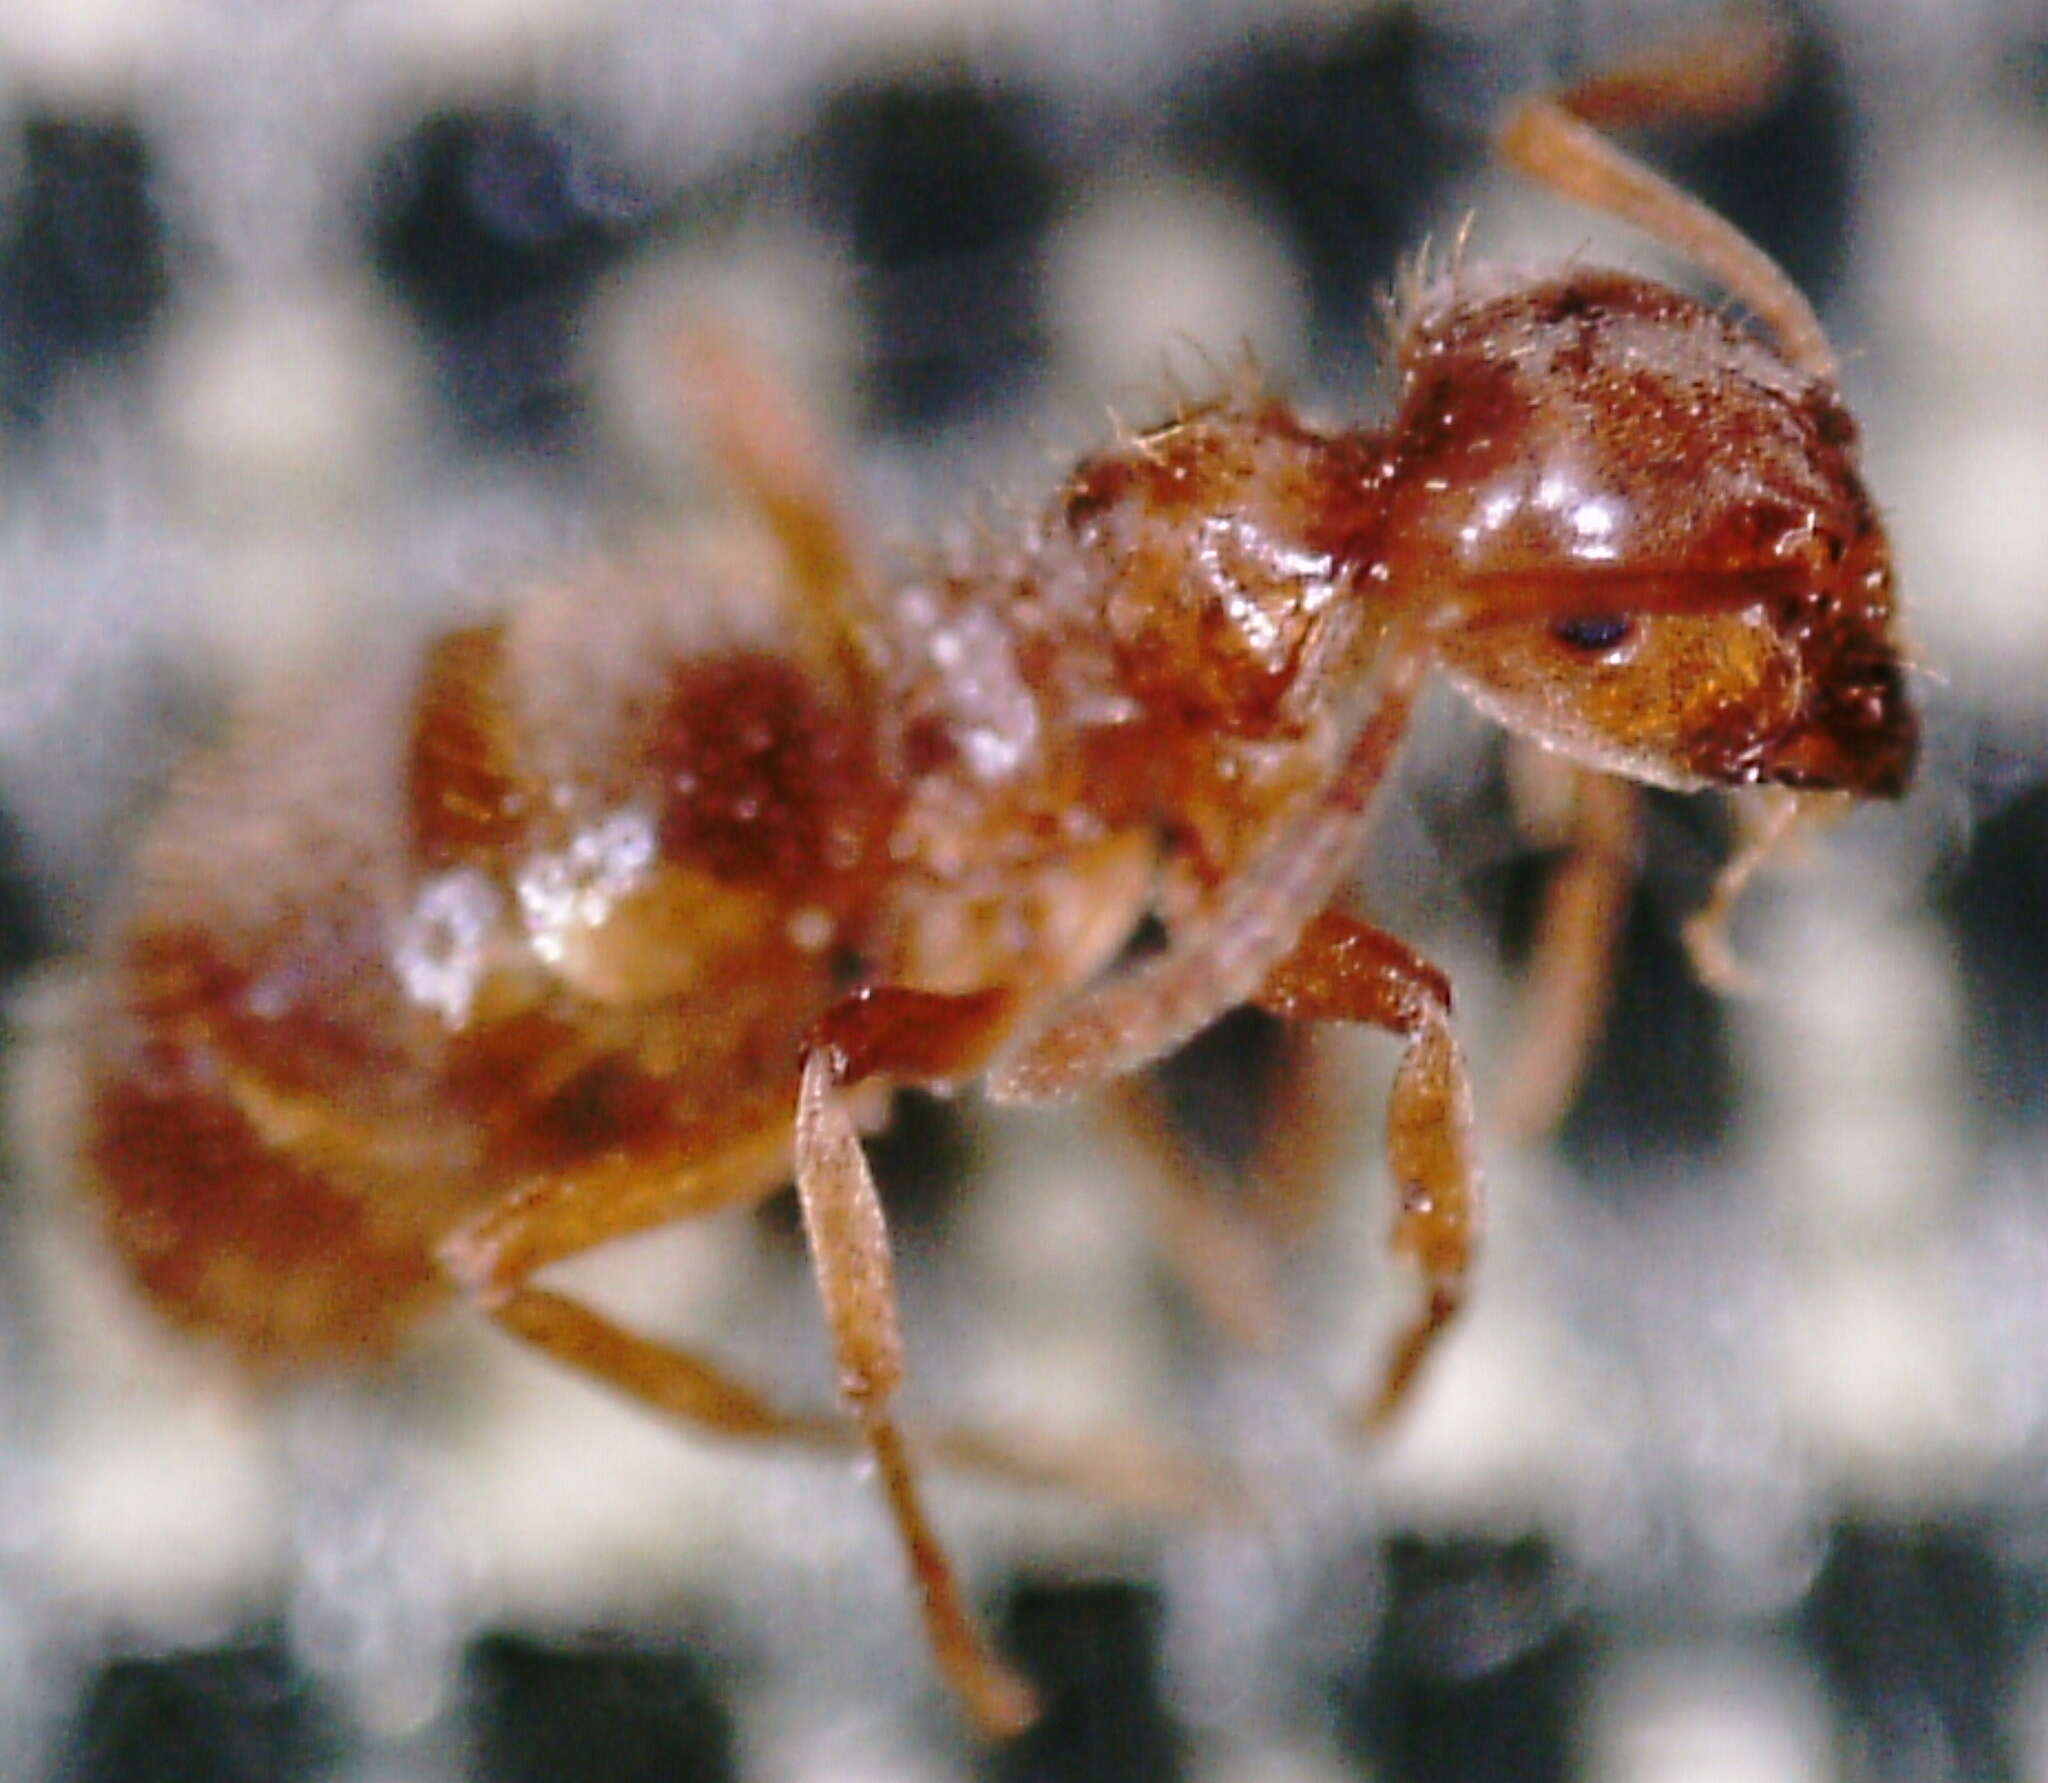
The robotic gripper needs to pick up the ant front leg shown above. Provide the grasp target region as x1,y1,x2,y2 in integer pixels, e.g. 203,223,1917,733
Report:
1496,757,1641,1139
1683,786,1836,994
1253,911,1477,1429
991,625,1437,1103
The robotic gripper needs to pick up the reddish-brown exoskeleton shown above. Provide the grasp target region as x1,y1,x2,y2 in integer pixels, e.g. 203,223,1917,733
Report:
81,24,1915,1736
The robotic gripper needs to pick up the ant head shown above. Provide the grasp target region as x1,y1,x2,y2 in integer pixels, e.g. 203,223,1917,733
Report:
1380,269,1915,797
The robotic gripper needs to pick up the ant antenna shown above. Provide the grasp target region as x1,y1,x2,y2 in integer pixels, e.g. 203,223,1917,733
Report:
1496,14,1836,381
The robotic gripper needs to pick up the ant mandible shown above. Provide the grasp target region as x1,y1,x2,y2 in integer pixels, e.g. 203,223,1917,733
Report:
81,18,1915,1737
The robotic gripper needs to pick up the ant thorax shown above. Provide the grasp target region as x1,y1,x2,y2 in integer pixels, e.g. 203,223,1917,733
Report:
856,396,1391,1002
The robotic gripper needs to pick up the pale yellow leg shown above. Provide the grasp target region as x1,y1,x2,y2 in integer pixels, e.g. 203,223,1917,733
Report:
1254,912,1478,1429
1496,761,1641,1139
796,1039,1038,1737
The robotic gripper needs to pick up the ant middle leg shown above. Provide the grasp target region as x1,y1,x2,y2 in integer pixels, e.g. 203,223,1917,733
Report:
796,983,1039,1736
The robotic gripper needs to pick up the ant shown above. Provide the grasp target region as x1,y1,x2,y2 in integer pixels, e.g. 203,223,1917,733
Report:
78,17,1915,1738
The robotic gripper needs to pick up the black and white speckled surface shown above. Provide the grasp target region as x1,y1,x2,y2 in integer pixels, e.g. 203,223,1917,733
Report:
1,3,2044,1778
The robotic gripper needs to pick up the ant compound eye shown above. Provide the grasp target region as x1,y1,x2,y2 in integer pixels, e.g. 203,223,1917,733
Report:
1550,615,1635,655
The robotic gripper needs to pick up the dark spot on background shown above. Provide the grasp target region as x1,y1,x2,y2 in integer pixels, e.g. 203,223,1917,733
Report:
1148,1004,1294,1179
1335,1535,1584,1783
987,1580,1182,1783
1634,9,1859,318
467,1631,736,1783
1179,7,1464,381
812,78,1056,433
366,110,657,447
1939,776,2048,1134
0,116,169,429
1800,1522,2021,1783
57,1632,339,1783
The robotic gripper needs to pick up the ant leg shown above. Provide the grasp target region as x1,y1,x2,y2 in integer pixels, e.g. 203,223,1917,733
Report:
1496,16,1835,378
796,985,1039,1737
1496,758,1641,1138
1253,910,1477,1429
1096,1023,1362,1347
1683,787,1839,993
665,321,876,690
441,1086,802,1299
992,625,1435,1102
1550,11,1790,133
1244,1026,1368,1245
1095,1076,1289,1350
488,1284,1221,1518
449,982,1209,1731
490,1283,853,1452
440,1113,858,1468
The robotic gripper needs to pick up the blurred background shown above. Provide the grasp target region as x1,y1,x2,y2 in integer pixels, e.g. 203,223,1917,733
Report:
0,0,2044,1777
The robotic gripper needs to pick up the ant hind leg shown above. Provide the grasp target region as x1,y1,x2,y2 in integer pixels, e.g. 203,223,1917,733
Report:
663,318,877,690
1097,1020,1363,1350
1096,1071,1290,1350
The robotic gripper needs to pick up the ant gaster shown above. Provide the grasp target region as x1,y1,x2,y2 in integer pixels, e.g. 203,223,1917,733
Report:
81,20,1915,1736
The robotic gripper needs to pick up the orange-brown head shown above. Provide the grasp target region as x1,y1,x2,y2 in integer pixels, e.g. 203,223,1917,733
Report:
1378,269,1915,798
